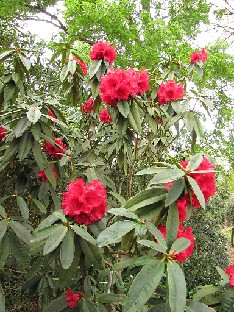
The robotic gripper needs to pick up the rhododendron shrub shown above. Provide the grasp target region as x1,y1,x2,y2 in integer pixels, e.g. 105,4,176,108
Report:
62,178,107,225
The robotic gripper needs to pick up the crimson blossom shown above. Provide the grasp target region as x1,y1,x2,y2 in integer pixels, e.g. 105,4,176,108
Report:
90,41,116,65
99,108,112,123
158,224,195,263
190,48,208,63
168,157,216,222
0,126,7,141
65,289,83,308
81,98,94,113
225,265,234,287
73,56,88,76
62,178,108,225
99,68,149,106
157,80,184,105
38,167,58,182
43,137,66,159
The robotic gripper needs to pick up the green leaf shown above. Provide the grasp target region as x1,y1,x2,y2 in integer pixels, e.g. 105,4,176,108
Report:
10,221,32,244
0,235,9,267
219,287,234,312
0,49,15,61
60,64,69,82
196,65,203,78
216,266,229,285
192,285,220,302
44,167,57,189
112,255,155,271
124,260,165,312
150,168,185,185
60,229,75,269
18,132,33,161
167,261,186,312
72,224,96,245
8,232,30,268
170,238,191,255
31,224,64,243
4,81,16,102
89,59,102,79
96,293,126,303
15,117,31,138
32,199,47,214
42,293,67,312
117,101,130,118
68,60,77,75
166,203,179,248
43,226,67,255
83,299,97,312
187,176,205,208
79,238,104,269
186,154,203,171
128,104,142,134
32,141,45,169
0,204,5,218
165,178,185,206
27,106,42,124
0,139,19,171
0,282,5,312
124,188,166,212
19,54,31,71
17,196,29,219
0,221,7,243
138,239,167,254
35,213,60,232
187,302,216,312
136,167,168,175
109,191,126,205
147,223,168,250
108,208,138,220
97,221,136,247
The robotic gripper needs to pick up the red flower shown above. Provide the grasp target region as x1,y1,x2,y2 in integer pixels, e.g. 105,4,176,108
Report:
157,80,184,105
38,167,58,182
48,109,56,119
190,48,208,63
62,178,108,225
90,41,116,65
0,126,7,141
81,98,94,113
66,289,83,308
73,56,88,76
99,68,149,106
158,224,195,263
99,108,112,123
176,196,188,222
226,265,234,287
44,137,66,159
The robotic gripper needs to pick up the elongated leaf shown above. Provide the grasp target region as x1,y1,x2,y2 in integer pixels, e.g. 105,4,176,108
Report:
18,132,33,160
150,169,185,185
219,287,234,312
96,293,126,303
166,203,179,248
17,196,29,219
136,167,168,175
187,176,205,208
9,232,30,268
0,235,9,267
43,226,67,255
0,221,7,243
0,283,5,312
35,214,60,232
125,188,165,212
108,208,138,220
170,238,191,255
72,224,96,245
89,59,102,79
15,117,31,138
187,302,216,312
112,255,154,271
19,54,31,71
68,60,77,75
42,293,67,312
60,229,75,269
167,261,186,312
79,238,104,269
0,49,15,61
124,260,165,312
97,221,136,247
83,299,97,312
186,154,203,171
192,285,219,302
117,101,130,118
0,204,5,218
165,178,185,206
138,239,167,254
44,167,57,189
27,106,41,124
32,199,47,214
31,224,64,243
32,141,45,169
128,104,142,134
109,191,126,205
216,266,229,285
60,64,69,82
10,221,32,244
147,223,168,250
0,140,19,171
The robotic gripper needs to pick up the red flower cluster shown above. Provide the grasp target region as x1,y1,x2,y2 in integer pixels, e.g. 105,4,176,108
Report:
0,126,7,141
190,48,208,63
81,98,94,113
65,289,83,308
157,80,184,105
167,157,216,222
44,137,66,159
38,167,58,182
158,224,195,263
90,41,116,65
225,265,234,287
99,108,112,123
62,178,108,225
73,56,88,76
99,68,149,106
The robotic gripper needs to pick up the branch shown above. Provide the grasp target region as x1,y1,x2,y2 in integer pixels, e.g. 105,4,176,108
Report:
22,17,66,32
